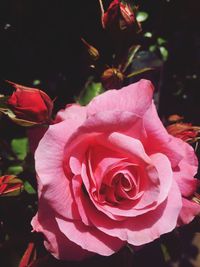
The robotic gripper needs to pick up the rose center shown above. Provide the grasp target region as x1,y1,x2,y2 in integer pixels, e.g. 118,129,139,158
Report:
98,172,138,205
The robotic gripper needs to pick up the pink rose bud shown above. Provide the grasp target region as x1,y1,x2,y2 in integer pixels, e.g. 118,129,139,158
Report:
6,81,53,125
101,68,124,89
0,175,23,196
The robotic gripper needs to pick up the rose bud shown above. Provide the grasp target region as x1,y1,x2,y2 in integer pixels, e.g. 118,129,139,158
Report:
6,81,53,126
168,114,184,123
81,38,100,61
0,175,23,196
101,67,124,89
102,0,141,41
167,122,200,143
19,242,37,267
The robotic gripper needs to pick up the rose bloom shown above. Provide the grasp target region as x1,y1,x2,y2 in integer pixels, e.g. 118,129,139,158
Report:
32,79,200,261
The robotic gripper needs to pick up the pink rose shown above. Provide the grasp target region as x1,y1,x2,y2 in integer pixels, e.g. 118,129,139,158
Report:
32,79,200,261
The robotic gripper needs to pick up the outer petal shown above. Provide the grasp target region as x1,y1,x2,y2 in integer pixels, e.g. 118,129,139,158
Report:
76,111,145,137
171,137,198,197
35,110,86,220
55,217,125,256
54,104,86,123
28,104,86,154
178,198,200,225
144,103,182,167
87,79,154,117
31,206,92,261
124,181,182,246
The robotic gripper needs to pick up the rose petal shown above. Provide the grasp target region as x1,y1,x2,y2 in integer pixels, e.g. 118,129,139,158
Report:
64,112,147,177
171,137,198,197
98,132,151,164
31,208,92,261
87,79,154,117
148,153,173,205
55,217,125,256
54,104,86,123
144,103,183,167
35,120,85,220
178,197,200,225
87,180,182,246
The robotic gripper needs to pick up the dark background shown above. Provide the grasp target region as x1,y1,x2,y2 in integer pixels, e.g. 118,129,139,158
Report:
1,1,200,266
0,0,200,121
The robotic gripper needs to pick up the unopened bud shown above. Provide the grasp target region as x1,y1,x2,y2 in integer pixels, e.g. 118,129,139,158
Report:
101,68,124,89
0,175,23,196
0,81,53,126
81,38,100,61
168,114,184,123
166,122,200,143
102,0,141,37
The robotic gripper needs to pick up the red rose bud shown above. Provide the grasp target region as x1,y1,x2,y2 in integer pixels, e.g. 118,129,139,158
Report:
101,68,124,89
120,1,136,28
166,123,200,143
0,175,23,196
102,0,141,36
6,81,53,126
102,0,119,29
19,242,37,267
81,38,100,61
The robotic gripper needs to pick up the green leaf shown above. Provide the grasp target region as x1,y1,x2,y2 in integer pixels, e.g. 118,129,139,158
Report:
160,243,171,262
78,78,104,105
24,181,36,194
0,107,39,127
33,79,41,86
7,165,23,175
2,188,23,197
136,12,148,22
121,45,141,73
144,32,152,38
126,67,153,78
0,96,9,108
149,45,157,52
157,37,167,45
159,46,169,61
0,107,16,118
11,138,29,161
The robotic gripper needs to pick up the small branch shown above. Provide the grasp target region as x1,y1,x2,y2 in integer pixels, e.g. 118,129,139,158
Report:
98,0,105,27
98,0,105,14
126,67,153,78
